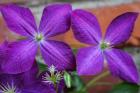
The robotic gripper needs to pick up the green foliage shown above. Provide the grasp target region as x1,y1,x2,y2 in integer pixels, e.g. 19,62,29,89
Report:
36,56,47,72
66,72,87,93
109,82,140,93
64,71,72,88
37,62,47,72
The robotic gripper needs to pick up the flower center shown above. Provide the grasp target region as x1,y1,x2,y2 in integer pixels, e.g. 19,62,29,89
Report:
0,83,20,93
35,33,44,42
4,90,15,93
42,65,63,85
100,42,110,50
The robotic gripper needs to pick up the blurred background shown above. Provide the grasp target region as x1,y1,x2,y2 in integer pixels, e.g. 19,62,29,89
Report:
0,0,140,93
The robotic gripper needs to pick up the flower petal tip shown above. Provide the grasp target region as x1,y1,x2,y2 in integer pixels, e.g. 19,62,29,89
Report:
47,3,72,10
120,12,139,21
72,9,86,16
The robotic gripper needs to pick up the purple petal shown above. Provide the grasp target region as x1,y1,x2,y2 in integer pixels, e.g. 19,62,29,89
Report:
71,9,102,45
104,12,138,45
40,40,76,71
22,83,56,93
1,4,37,37
77,46,104,75
0,74,23,88
104,48,139,83
39,3,72,37
58,80,65,93
0,41,12,73
0,74,23,93
0,63,39,89
0,41,9,63
18,62,39,86
1,39,38,74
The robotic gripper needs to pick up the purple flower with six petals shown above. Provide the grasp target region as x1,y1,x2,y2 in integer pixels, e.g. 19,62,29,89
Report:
71,10,139,83
0,4,75,74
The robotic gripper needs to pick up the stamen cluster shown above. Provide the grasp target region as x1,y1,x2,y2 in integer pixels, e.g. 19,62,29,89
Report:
42,65,63,85
0,83,20,93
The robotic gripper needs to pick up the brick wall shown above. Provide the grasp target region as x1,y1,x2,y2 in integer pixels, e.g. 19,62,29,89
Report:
0,0,26,4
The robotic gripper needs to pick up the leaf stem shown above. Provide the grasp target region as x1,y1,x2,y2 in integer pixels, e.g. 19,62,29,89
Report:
81,71,110,92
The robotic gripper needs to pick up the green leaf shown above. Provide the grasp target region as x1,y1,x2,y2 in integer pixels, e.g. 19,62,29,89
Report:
64,72,72,88
67,72,87,93
109,82,140,93
36,56,47,72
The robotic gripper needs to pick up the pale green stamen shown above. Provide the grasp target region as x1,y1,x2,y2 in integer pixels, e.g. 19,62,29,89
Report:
0,83,19,93
35,33,44,42
100,42,110,50
42,65,63,85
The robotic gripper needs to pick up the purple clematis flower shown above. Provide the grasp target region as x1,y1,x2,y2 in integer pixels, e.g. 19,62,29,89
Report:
0,63,56,93
0,42,66,93
71,10,139,83
38,65,66,93
0,4,75,74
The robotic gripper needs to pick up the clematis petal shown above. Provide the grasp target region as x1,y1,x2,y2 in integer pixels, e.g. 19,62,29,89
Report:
18,62,39,86
0,73,24,93
40,40,75,71
0,63,39,89
104,48,139,83
0,74,22,88
39,3,71,37
77,46,104,75
0,41,9,63
104,12,138,45
71,9,102,45
1,4,37,37
1,39,38,74
22,83,56,93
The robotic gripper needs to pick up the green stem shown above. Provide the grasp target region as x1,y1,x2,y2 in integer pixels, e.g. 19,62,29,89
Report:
56,86,58,93
54,83,58,93
94,82,113,86
86,71,110,88
81,71,110,92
